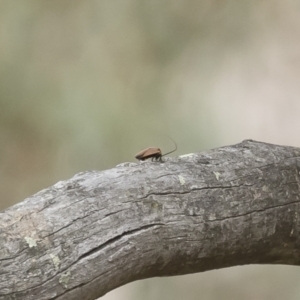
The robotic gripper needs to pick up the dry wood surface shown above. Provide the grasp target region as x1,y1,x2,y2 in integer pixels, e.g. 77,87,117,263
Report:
1,140,300,300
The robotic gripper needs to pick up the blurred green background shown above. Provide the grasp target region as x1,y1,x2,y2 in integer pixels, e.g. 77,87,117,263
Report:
1,1,300,299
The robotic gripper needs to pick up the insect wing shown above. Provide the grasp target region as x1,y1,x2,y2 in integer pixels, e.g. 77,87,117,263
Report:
135,148,161,160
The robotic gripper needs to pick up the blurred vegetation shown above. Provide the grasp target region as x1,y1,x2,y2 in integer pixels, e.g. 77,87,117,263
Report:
1,1,300,299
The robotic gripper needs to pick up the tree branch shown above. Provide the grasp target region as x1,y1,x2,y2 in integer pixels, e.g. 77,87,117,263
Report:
1,140,300,300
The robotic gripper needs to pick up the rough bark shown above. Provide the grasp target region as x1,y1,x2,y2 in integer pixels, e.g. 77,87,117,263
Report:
1,140,300,300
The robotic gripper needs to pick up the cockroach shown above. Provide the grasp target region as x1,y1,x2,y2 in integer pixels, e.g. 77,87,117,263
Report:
135,138,177,162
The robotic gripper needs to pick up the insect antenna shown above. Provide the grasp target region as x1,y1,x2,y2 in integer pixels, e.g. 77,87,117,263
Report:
161,137,177,157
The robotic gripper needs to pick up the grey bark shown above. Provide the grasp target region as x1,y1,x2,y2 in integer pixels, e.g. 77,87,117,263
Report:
1,140,300,300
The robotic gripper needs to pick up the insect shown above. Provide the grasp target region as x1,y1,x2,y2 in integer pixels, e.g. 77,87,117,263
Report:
135,138,177,162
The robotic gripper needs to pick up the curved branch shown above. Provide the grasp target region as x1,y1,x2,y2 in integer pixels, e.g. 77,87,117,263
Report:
1,140,300,300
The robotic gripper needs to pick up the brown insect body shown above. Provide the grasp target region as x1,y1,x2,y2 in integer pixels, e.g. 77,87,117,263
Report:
135,139,177,162
135,147,163,161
